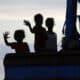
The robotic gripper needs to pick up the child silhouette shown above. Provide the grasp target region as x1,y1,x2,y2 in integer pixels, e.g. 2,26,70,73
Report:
24,13,47,52
3,30,30,54
45,18,57,53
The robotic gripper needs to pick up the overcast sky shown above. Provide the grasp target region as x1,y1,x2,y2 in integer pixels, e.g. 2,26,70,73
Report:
1,0,80,79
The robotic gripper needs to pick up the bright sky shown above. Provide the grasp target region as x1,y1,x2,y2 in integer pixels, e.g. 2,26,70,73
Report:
0,0,80,80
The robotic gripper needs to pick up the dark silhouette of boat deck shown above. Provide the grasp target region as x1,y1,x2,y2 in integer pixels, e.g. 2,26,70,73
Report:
4,51,80,80
4,52,80,65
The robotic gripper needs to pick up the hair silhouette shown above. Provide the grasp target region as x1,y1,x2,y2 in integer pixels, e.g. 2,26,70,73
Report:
45,18,57,53
46,18,55,32
24,13,47,52
14,30,25,42
34,13,43,26
3,30,30,54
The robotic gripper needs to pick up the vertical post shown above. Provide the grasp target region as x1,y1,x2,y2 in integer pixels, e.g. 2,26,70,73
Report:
65,0,77,40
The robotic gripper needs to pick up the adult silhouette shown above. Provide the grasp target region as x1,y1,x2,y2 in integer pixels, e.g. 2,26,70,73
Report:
45,18,57,53
24,13,47,52
3,30,30,55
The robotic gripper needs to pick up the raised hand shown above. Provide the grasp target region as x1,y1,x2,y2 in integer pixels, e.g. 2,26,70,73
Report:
24,20,31,27
3,32,10,39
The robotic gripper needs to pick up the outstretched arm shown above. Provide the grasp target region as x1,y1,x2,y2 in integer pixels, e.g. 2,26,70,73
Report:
3,32,11,46
24,20,34,33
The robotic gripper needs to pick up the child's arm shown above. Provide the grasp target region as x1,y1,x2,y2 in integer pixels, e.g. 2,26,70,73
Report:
24,20,34,33
3,32,11,46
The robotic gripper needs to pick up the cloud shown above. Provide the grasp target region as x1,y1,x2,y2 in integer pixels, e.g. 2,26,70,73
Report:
0,6,66,21
0,0,66,9
0,0,65,5
0,0,66,21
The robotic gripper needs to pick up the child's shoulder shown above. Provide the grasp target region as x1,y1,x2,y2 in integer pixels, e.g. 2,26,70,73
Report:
23,42,28,44
41,26,46,31
33,26,37,30
52,32,57,37
23,42,29,46
10,42,16,45
48,32,57,36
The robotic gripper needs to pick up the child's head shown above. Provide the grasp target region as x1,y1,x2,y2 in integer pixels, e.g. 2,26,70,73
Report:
34,13,43,26
46,18,55,31
14,30,25,42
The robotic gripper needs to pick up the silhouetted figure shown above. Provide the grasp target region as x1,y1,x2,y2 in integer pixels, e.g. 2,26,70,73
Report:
24,13,47,52
61,37,68,51
3,30,30,54
60,36,80,55
45,18,57,53
61,16,80,53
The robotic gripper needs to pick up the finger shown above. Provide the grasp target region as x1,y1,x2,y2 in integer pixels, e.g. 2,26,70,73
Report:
5,32,9,35
6,32,9,34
